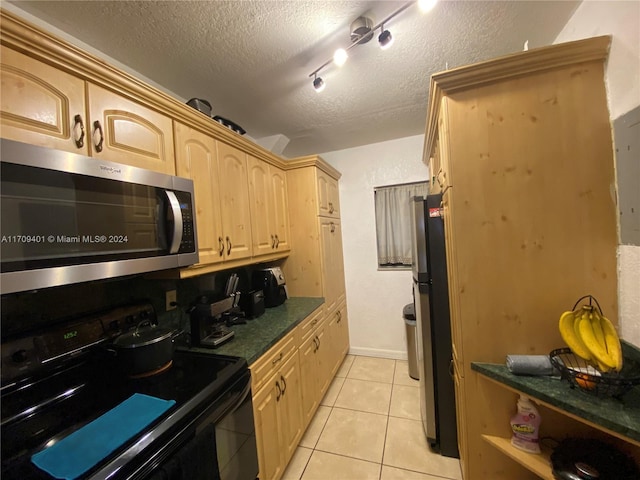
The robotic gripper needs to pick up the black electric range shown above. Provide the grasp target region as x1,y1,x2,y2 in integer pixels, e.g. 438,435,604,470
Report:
1,304,258,480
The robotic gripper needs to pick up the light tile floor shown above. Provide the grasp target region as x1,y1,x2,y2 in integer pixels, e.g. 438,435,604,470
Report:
282,355,462,480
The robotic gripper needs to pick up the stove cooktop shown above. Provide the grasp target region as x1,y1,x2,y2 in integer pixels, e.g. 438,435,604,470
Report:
1,346,246,479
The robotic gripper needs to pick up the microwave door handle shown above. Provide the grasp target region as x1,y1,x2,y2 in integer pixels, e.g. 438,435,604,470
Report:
165,191,183,254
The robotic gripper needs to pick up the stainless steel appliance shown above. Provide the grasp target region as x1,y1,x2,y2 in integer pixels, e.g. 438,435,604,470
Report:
252,267,288,307
411,194,459,458
0,139,198,295
0,303,258,480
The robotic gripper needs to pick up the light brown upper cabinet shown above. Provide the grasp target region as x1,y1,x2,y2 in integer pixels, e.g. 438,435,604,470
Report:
174,122,224,266
0,46,88,155
248,156,291,257
87,83,175,174
0,46,175,175
316,170,340,218
217,141,253,261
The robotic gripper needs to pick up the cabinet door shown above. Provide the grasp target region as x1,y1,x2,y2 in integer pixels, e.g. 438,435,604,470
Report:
216,141,252,260
327,177,340,218
319,218,347,313
319,219,338,313
248,156,274,256
299,331,320,428
277,352,304,466
0,46,88,155
314,323,332,399
441,191,463,374
174,123,224,265
316,170,340,218
253,378,283,480
87,83,175,174
328,302,350,376
270,165,291,253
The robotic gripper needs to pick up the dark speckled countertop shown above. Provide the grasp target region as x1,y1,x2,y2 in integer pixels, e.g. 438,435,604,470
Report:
472,343,640,443
184,297,324,365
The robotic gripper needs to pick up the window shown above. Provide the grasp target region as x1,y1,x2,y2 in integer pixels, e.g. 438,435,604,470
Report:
374,181,428,268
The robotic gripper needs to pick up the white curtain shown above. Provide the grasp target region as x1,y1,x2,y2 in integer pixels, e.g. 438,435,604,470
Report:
375,182,428,266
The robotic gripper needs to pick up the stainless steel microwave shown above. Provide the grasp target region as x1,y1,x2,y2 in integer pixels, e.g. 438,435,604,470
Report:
0,139,198,294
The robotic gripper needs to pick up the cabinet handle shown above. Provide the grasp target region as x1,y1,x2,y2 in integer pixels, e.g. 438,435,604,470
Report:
271,234,276,249
73,114,85,148
311,318,318,326
218,237,224,256
336,310,342,323
92,121,104,152
276,380,282,401
449,359,455,379
281,375,287,395
313,337,318,352
329,202,334,214
272,352,283,365
226,236,232,255
330,222,335,233
316,335,320,350
275,235,279,248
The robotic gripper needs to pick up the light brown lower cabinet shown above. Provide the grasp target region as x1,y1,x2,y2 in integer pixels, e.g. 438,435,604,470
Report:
299,317,332,428
251,305,349,480
252,350,303,480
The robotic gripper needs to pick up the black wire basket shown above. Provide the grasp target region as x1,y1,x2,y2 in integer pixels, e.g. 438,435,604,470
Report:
550,348,640,398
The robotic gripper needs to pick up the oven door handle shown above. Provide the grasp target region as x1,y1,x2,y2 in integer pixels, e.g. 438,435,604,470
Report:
165,190,183,254
217,375,253,422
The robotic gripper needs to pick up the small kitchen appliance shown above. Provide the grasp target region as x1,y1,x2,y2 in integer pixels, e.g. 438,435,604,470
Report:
189,295,239,348
0,138,198,295
252,267,288,307
239,290,265,319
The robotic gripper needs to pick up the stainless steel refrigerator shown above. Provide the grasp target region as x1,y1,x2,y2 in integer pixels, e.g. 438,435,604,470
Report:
411,194,459,458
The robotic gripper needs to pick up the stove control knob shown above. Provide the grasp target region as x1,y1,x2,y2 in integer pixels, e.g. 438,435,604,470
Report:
11,349,28,364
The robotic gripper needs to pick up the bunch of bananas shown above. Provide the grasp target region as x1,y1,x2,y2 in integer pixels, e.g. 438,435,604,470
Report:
558,305,623,373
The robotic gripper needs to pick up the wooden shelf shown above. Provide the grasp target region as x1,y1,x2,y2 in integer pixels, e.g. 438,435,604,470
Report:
482,434,554,480
482,435,554,480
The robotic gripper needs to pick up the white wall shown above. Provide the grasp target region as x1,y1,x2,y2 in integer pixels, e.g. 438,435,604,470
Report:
555,0,640,346
322,135,427,359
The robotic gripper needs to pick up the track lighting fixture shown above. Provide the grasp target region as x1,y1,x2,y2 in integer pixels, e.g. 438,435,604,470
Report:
313,75,325,92
309,0,438,91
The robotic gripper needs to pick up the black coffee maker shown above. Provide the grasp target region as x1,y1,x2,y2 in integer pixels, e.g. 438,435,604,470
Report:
189,295,237,347
252,267,288,307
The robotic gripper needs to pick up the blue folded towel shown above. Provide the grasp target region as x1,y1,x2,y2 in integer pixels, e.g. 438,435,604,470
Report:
32,393,176,480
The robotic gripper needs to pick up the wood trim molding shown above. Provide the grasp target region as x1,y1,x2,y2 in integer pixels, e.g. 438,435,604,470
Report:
425,35,611,159
0,8,287,169
284,155,342,180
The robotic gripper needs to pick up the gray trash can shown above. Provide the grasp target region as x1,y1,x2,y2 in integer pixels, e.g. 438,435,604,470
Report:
403,303,419,380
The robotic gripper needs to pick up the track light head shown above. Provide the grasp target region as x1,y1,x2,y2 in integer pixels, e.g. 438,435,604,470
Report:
333,48,348,66
313,76,325,92
378,29,394,50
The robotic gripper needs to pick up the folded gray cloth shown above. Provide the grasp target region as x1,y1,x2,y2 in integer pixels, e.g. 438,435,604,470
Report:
506,354,556,376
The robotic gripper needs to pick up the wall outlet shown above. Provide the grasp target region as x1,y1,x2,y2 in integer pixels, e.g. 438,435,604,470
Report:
165,290,177,311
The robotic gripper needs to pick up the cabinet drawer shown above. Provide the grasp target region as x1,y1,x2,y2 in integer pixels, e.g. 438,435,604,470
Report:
250,330,297,392
296,306,325,344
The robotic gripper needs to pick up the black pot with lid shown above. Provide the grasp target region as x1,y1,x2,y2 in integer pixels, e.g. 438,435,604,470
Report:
110,322,182,377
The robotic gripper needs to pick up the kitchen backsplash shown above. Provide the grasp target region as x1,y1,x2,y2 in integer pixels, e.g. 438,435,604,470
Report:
1,264,276,339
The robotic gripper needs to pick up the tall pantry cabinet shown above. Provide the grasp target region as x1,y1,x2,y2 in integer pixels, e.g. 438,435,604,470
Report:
425,37,619,479
283,156,350,379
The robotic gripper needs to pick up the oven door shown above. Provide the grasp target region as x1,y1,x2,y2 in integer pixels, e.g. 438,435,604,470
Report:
138,370,258,480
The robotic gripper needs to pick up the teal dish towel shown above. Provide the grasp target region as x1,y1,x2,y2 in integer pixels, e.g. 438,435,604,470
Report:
31,393,176,480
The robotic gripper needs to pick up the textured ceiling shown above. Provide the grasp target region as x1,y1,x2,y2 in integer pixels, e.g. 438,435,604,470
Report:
7,1,580,157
